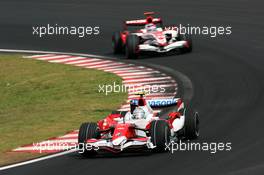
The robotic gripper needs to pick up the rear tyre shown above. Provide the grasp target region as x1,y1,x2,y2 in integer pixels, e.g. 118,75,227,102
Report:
150,120,170,152
184,107,199,139
179,33,192,53
126,35,139,59
78,122,99,157
112,31,123,54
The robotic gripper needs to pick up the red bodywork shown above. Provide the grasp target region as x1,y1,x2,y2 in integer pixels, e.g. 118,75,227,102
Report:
112,123,136,140
120,13,163,45
97,113,120,131
85,95,184,152
95,96,182,136
150,31,167,46
167,112,181,128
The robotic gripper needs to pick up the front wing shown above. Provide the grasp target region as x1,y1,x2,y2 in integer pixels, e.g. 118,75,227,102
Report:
85,137,155,153
139,41,187,53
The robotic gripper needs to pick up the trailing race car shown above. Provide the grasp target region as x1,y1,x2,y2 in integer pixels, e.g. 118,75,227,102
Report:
112,12,192,59
78,92,199,156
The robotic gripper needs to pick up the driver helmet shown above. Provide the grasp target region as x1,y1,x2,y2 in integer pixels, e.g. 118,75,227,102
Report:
132,107,145,119
145,23,157,32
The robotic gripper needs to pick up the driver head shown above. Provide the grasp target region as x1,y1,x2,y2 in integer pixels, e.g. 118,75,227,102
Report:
145,23,157,32
132,107,145,119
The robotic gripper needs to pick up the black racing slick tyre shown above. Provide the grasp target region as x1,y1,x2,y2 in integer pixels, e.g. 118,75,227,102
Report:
150,120,170,152
184,107,199,139
78,122,99,157
112,31,123,54
126,35,139,59
179,33,193,53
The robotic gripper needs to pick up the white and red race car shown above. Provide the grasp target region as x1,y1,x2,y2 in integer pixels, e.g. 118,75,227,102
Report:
112,12,192,59
78,92,199,156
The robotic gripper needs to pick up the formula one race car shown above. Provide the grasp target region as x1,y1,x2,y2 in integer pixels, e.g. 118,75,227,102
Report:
112,12,192,59
78,92,199,156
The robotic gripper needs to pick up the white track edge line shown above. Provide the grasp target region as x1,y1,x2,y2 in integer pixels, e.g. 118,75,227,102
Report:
0,149,76,171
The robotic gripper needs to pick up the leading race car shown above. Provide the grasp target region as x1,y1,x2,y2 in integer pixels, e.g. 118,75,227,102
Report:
112,12,192,59
78,92,199,156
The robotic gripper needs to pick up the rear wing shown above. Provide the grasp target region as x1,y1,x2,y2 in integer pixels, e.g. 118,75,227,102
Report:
124,18,162,26
123,12,163,30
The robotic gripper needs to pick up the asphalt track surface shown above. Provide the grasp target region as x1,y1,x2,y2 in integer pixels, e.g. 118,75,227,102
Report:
0,0,264,174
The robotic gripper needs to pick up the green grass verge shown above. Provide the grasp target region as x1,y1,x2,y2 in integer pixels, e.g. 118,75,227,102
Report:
0,54,127,165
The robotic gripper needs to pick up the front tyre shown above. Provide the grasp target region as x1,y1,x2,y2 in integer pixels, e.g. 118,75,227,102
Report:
150,120,170,152
126,35,139,59
78,122,99,157
112,31,123,54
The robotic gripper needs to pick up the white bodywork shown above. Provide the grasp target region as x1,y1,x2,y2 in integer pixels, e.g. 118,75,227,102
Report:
85,98,185,151
134,28,187,53
87,137,155,151
124,100,185,135
139,41,187,52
